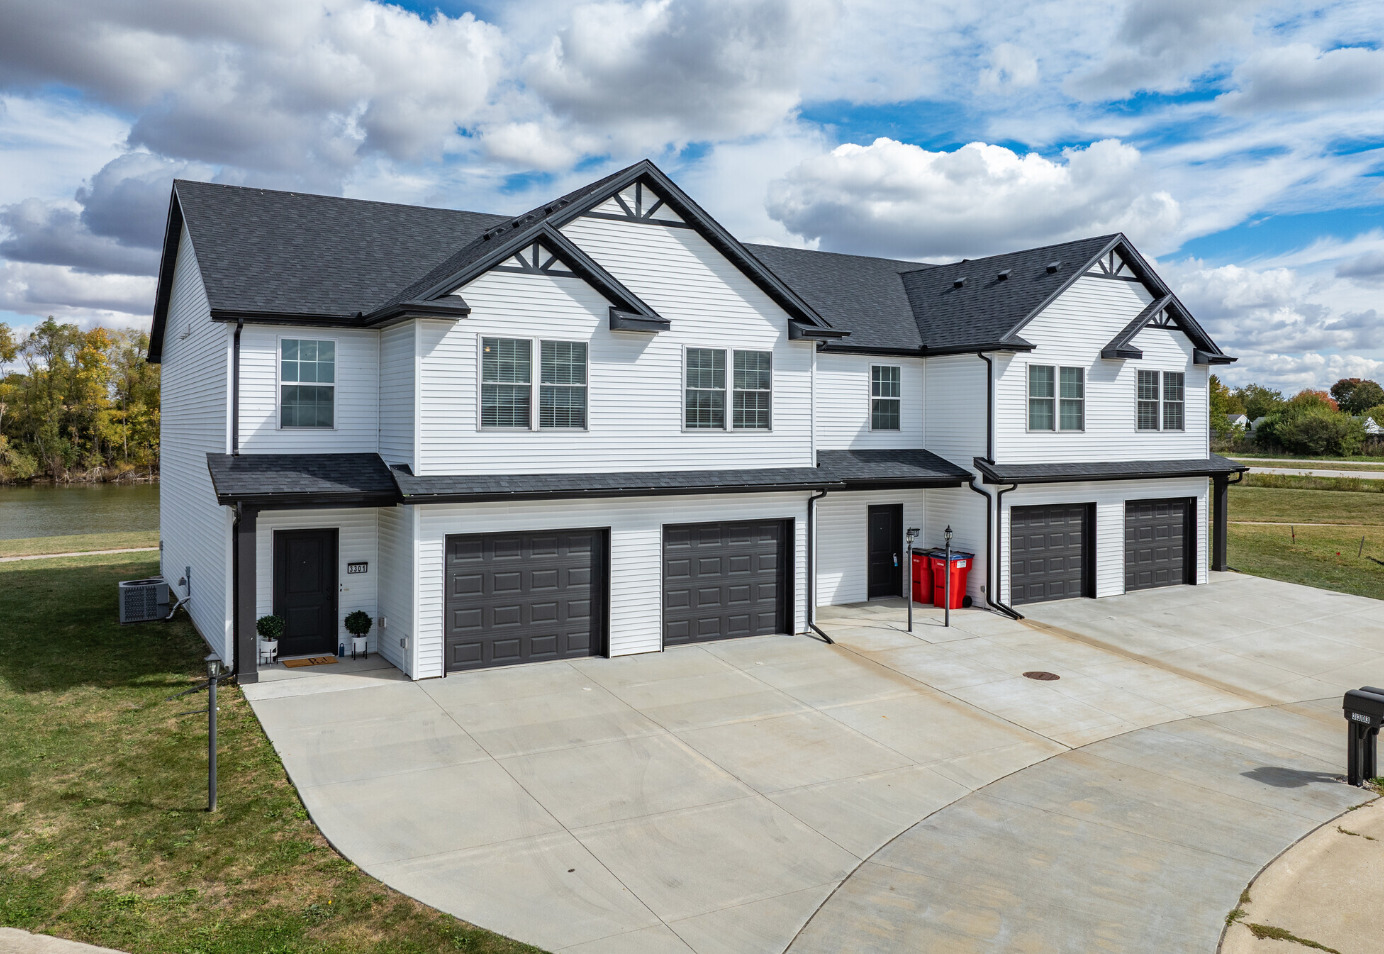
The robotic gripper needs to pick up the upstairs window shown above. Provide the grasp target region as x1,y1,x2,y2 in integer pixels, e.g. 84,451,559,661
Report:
540,341,588,429
481,337,532,428
1059,367,1085,432
685,348,726,429
733,351,772,429
1027,365,1055,431
280,339,335,428
871,365,901,430
1162,371,1185,431
1137,369,1161,430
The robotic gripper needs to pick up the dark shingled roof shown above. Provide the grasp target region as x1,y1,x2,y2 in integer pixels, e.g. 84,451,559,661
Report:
816,448,971,486
974,455,1249,485
206,453,399,507
175,180,506,320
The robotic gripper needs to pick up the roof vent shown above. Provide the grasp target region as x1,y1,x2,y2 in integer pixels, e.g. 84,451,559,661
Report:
1046,261,1061,274
997,269,1011,281
953,277,966,289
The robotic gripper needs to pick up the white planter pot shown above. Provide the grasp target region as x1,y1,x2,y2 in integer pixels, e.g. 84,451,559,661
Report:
351,636,368,658
258,638,278,665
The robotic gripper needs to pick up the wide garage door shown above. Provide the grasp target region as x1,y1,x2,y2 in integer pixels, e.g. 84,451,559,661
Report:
1009,504,1090,605
663,520,789,645
1125,498,1193,591
444,529,606,672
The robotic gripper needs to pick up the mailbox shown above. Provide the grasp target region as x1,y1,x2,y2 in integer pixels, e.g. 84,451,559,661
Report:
1343,688,1384,786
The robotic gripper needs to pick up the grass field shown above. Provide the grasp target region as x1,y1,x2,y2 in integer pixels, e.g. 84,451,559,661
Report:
1226,452,1384,463
1236,459,1384,473
0,552,539,954
1241,473,1384,493
1228,484,1384,600
0,530,159,559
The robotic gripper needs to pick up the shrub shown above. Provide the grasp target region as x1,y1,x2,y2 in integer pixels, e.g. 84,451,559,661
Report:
1269,408,1367,457
344,610,373,637
255,614,285,640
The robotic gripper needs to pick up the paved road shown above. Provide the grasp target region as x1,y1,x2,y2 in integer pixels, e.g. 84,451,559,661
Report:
1250,466,1384,480
0,546,159,563
1231,457,1384,469
0,928,128,953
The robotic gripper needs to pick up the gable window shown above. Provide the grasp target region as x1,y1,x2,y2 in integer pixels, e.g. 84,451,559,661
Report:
280,339,334,428
1162,371,1185,431
481,337,532,428
1059,368,1085,431
685,348,725,428
1137,369,1161,430
871,366,901,430
1027,365,1055,430
733,351,772,429
540,341,587,428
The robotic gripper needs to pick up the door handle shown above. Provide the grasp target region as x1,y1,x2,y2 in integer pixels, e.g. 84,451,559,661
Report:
894,553,899,567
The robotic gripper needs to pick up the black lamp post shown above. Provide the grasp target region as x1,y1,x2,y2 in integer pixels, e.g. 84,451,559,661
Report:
943,525,953,628
904,527,919,632
205,653,222,812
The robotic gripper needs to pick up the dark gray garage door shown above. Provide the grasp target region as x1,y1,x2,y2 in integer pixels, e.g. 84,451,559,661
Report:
444,529,605,672
663,520,789,645
1125,498,1193,591
1010,504,1090,605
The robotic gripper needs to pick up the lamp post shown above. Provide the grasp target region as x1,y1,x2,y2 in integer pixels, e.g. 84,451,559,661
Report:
904,527,919,632
943,525,953,629
205,653,222,812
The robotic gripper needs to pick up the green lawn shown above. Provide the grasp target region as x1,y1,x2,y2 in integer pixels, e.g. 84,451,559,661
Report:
0,552,540,954
0,531,159,559
1228,484,1384,601
1226,452,1384,463
1241,473,1384,494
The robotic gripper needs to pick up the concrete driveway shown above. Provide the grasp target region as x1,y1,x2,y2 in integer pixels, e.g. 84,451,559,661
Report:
245,573,1384,953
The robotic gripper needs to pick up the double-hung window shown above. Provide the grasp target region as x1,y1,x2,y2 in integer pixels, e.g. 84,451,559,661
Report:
1162,371,1185,431
1137,370,1161,431
733,351,772,429
280,338,335,428
871,365,901,430
684,348,772,430
1028,364,1084,431
482,337,589,429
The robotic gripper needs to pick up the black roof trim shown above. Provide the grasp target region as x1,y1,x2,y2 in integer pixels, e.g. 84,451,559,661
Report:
1194,349,1237,365
392,464,842,503
974,454,1249,484
1100,294,1172,359
789,319,850,340
207,453,400,508
147,190,186,363
610,309,671,333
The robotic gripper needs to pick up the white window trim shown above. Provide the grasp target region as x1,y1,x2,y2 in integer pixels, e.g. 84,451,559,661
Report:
1058,366,1085,433
732,349,773,432
476,335,591,432
680,345,775,433
1025,363,1086,433
1136,368,1163,432
1162,370,1186,432
276,334,338,431
869,364,902,432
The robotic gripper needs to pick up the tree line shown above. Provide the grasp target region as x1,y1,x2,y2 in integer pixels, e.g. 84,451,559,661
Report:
1211,375,1384,457
0,318,160,482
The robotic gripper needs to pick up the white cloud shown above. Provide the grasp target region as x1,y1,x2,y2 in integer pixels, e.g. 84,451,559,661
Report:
1217,44,1384,112
979,43,1039,92
766,137,1182,259
0,261,156,323
1337,250,1384,286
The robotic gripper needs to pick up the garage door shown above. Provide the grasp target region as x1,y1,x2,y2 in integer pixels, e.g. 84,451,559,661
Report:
663,520,789,645
1125,498,1193,591
1009,504,1090,605
444,529,606,672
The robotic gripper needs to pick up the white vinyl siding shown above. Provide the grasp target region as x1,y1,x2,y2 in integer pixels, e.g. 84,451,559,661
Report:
413,493,810,678
158,224,233,661
922,354,988,467
254,509,379,656
923,486,989,605
815,491,924,606
815,354,924,449
378,322,416,468
375,505,415,674
238,326,378,453
997,477,1210,604
993,276,1207,463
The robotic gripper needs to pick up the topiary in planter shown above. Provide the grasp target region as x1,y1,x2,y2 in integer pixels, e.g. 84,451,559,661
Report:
256,614,285,640
344,610,373,638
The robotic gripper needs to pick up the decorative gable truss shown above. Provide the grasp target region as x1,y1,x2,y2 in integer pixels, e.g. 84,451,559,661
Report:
492,241,576,276
585,181,687,226
1100,295,1230,364
1085,249,1140,281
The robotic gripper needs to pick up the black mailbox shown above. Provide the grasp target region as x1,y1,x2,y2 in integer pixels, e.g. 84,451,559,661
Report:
1343,688,1384,786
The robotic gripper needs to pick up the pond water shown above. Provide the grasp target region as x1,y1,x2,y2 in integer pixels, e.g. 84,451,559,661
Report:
0,483,160,540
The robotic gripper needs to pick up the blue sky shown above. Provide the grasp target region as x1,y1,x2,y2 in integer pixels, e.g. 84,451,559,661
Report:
1,0,1381,392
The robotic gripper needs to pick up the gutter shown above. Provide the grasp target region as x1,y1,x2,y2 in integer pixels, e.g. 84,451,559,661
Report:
231,319,242,455
967,351,1023,619
805,488,834,644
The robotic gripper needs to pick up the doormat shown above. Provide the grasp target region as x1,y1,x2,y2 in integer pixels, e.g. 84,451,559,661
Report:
282,656,338,668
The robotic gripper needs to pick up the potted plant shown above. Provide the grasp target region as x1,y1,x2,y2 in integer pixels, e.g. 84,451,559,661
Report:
256,614,284,664
345,610,373,659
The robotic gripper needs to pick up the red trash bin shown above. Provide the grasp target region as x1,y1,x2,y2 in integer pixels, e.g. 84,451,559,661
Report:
910,550,932,604
930,551,974,610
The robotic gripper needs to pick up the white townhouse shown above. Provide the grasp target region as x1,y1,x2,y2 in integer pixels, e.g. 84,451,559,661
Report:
149,161,1245,683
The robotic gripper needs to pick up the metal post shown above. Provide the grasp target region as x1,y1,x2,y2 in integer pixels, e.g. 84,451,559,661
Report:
904,527,919,633
943,525,953,629
208,669,218,812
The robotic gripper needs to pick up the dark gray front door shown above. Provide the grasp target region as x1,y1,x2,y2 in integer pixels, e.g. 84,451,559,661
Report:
444,529,606,672
867,505,903,599
663,520,788,645
1125,498,1193,591
1010,504,1090,605
273,528,338,657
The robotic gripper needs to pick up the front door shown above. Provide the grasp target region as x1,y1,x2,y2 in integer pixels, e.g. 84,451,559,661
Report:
273,528,339,658
866,505,903,599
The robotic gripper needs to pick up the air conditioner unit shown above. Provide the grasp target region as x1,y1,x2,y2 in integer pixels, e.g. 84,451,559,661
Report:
119,578,170,624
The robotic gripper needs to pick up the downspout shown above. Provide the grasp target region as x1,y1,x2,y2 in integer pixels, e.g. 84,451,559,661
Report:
231,319,243,455
805,488,833,643
967,350,1024,620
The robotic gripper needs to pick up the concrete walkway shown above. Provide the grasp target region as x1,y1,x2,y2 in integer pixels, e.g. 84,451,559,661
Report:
244,574,1384,953
0,929,128,953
